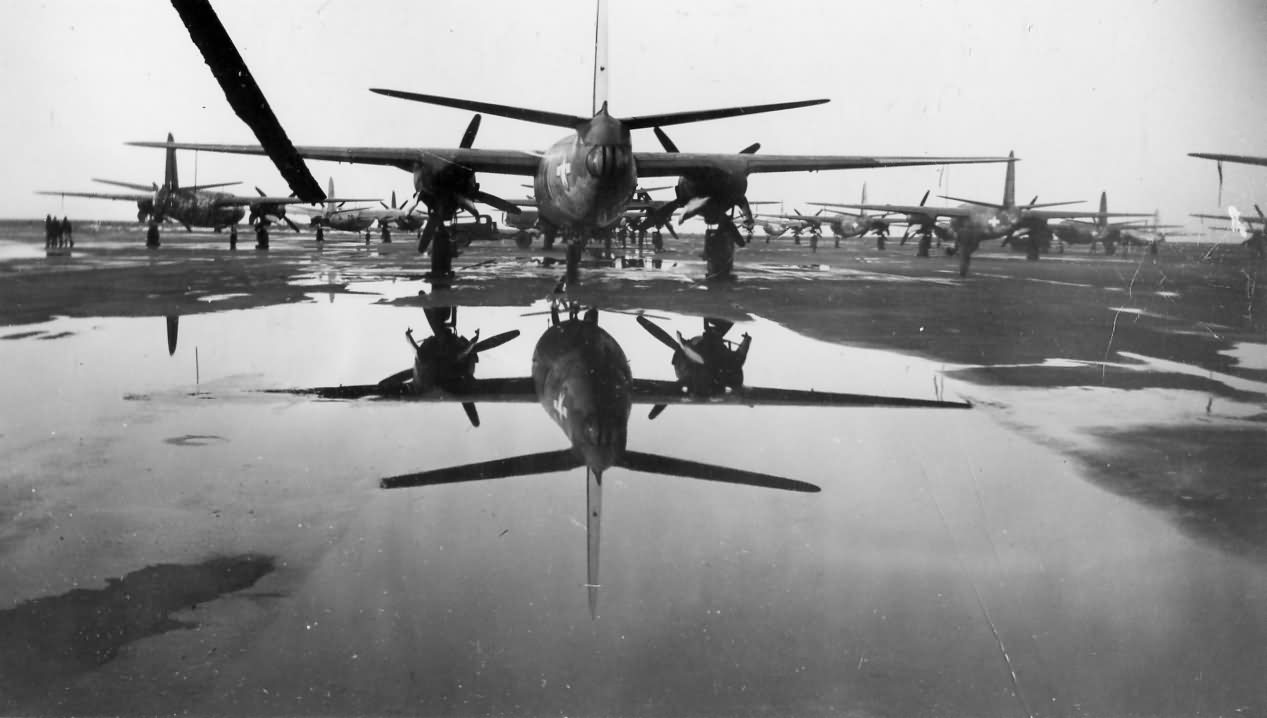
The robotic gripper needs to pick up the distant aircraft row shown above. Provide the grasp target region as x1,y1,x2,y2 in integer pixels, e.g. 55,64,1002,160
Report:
36,0,1261,279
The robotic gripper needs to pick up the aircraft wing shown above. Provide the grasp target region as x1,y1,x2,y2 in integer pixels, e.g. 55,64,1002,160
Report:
1193,212,1265,224
629,379,971,409
1189,152,1267,167
270,376,540,403
213,195,316,208
805,202,975,219
1023,209,1154,221
35,190,150,202
632,153,1009,177
127,141,541,176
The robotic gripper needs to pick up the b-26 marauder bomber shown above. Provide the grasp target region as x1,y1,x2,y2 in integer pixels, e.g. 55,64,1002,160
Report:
131,0,1010,283
279,303,970,618
37,134,369,249
816,151,1152,274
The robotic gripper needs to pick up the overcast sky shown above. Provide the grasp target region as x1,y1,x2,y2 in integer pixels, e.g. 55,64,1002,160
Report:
8,0,1267,229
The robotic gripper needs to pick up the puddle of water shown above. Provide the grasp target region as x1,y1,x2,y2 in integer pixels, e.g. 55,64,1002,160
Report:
1219,342,1267,371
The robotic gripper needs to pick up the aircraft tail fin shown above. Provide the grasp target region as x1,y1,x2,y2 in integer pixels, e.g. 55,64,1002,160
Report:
592,0,608,116
164,132,178,190
586,467,603,620
1097,191,1108,231
859,183,868,218
326,178,335,216
1001,149,1015,208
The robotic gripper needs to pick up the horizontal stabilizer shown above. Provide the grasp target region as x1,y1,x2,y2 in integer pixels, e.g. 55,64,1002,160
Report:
372,88,588,128
1189,152,1267,168
185,181,244,192
623,98,828,130
93,178,157,192
381,449,583,489
617,451,820,492
938,195,1004,210
35,190,150,202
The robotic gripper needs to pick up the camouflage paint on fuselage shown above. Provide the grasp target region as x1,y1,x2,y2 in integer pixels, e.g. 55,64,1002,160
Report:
158,189,245,229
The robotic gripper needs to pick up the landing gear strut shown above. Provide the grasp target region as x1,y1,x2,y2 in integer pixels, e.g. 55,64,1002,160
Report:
229,224,238,251
426,224,454,280
704,220,741,280
146,222,160,248
255,221,270,250
565,241,582,285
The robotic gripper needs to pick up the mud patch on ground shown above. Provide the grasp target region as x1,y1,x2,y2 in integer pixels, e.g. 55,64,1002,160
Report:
0,554,275,706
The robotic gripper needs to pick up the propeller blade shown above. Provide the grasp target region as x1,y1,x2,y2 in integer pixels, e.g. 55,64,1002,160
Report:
165,315,179,356
284,216,300,233
472,190,523,216
919,190,930,206
460,114,482,149
653,126,679,153
470,329,521,354
665,223,679,240
617,451,820,493
169,0,325,202
648,404,668,420
1257,204,1265,221
424,306,453,336
636,315,680,351
676,332,706,365
254,186,266,197
461,402,480,427
380,449,583,488
738,142,761,155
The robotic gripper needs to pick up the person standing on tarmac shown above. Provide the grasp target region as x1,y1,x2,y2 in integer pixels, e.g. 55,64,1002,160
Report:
61,217,73,248
44,215,53,248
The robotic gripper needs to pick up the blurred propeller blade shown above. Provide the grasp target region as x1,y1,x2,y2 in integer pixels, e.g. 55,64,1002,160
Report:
636,315,680,351
460,114,482,149
653,126,679,153
461,402,480,428
470,329,521,354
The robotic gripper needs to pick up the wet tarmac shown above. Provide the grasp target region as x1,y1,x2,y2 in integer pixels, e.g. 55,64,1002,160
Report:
2,222,1266,716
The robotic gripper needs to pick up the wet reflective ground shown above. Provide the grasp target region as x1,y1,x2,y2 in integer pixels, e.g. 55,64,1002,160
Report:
2,223,1266,716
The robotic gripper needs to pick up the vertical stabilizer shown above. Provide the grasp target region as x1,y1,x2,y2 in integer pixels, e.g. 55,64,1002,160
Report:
586,467,603,619
1097,191,1108,231
1001,150,1015,209
164,132,179,190
326,177,335,216
860,183,868,218
592,0,609,114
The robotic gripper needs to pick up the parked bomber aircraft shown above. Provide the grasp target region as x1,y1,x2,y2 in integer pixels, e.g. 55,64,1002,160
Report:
136,0,1009,282
290,178,421,242
278,303,969,618
823,151,1151,274
799,184,895,247
1050,193,1177,255
37,134,364,249
1193,205,1267,257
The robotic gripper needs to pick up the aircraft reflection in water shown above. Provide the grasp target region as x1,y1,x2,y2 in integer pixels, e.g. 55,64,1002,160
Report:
287,305,969,617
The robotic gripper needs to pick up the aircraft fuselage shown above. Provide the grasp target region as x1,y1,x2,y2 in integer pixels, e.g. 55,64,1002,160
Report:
532,109,636,236
155,189,245,229
532,316,631,473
